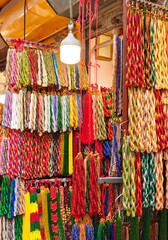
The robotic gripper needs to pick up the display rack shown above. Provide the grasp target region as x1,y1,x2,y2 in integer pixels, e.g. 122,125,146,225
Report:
97,177,123,184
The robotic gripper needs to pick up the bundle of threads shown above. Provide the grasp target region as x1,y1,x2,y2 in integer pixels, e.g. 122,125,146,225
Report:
0,129,73,179
2,90,82,135
91,92,107,141
108,123,122,177
71,217,94,240
126,4,168,89
122,135,136,217
128,87,157,153
72,151,102,219
0,176,25,240
6,39,89,90
22,178,73,240
111,35,123,117
125,1,168,226
71,150,122,238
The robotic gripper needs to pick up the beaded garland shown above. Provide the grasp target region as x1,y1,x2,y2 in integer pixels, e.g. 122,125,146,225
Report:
0,129,75,179
128,87,157,153
134,153,142,217
126,2,168,221
122,135,136,217
126,4,168,89
6,43,89,90
155,151,164,211
3,90,82,135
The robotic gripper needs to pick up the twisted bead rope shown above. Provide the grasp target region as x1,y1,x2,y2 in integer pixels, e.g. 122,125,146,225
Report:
7,46,88,90
5,90,81,134
7,91,11,128
89,155,98,216
126,9,133,87
148,89,157,152
165,151,168,209
136,88,145,152
43,94,48,132
50,187,59,239
112,36,117,113
144,89,157,153
129,87,157,153
144,13,153,89
21,50,30,87
59,186,66,232
7,49,14,85
17,179,26,215
71,153,85,218
141,152,150,208
151,17,156,86
40,50,48,87
12,93,19,130
69,94,74,128
6,49,12,85
155,90,167,151
65,95,70,131
61,96,67,132
155,151,164,210
92,94,97,140
52,53,60,88
4,91,9,128
73,93,78,129
42,52,56,86
130,149,136,217
122,135,136,217
1,137,8,175
137,10,145,87
12,49,17,86
149,152,155,211
160,19,168,89
128,87,138,152
154,19,168,89
47,94,51,133
37,192,45,239
134,153,142,217
96,94,107,141
94,153,101,214
51,95,56,132
37,50,41,85
2,91,7,127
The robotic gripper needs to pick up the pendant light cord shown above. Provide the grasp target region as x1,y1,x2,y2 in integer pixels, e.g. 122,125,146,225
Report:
24,0,26,40
70,0,73,20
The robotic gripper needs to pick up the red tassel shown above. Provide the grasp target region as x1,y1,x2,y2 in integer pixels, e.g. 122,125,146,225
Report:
73,130,79,158
81,92,94,144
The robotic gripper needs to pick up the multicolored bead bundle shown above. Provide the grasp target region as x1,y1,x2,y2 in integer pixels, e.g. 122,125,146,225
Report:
0,129,73,179
122,136,136,217
71,151,120,221
126,5,168,89
128,87,157,153
2,90,82,135
0,177,75,240
125,1,168,218
23,178,74,240
6,39,89,91
93,35,123,122
0,176,25,239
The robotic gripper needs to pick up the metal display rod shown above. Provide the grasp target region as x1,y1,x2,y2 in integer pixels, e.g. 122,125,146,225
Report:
5,38,58,49
97,177,122,184
135,0,168,10
26,178,70,183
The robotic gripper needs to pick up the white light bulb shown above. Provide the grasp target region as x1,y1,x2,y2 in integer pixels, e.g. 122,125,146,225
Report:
60,20,81,65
